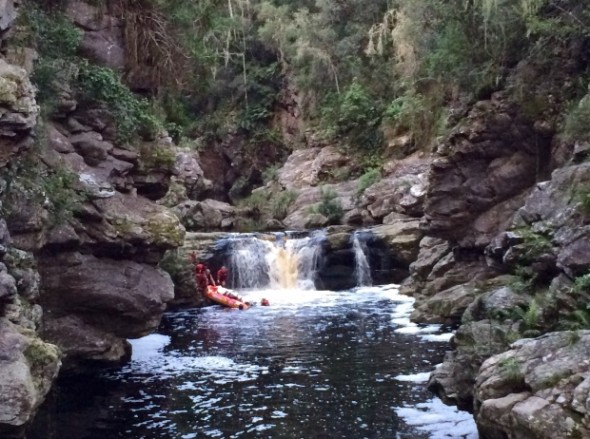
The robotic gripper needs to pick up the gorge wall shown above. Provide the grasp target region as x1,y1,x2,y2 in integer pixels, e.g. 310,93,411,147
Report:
0,1,185,436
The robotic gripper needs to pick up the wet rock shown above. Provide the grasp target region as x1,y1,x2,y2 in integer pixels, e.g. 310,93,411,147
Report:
40,252,174,336
411,284,479,325
42,315,130,370
428,319,514,411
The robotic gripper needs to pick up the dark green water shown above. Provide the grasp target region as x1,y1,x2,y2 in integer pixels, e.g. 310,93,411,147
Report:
28,286,477,439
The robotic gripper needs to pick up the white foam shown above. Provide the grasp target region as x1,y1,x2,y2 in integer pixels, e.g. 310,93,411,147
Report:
394,372,431,383
420,333,455,343
129,334,170,362
395,398,478,438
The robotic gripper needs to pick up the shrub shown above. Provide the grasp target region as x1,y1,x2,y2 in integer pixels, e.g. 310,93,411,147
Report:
239,191,268,214
498,357,524,386
572,273,590,295
314,187,344,223
384,92,445,150
514,227,553,263
357,168,381,195
508,265,536,294
43,167,87,225
22,6,82,58
564,94,590,142
262,164,280,184
271,190,298,220
321,80,383,150
76,61,161,142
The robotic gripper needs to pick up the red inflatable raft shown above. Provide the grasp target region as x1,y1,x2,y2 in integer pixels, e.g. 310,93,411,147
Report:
205,285,250,310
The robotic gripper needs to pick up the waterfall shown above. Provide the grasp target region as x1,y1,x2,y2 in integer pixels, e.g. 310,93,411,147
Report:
352,232,372,287
223,231,325,290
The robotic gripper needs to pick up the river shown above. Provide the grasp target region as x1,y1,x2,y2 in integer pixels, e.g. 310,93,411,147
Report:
28,285,477,439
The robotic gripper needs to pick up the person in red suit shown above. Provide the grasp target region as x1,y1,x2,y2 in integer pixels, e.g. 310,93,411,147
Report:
195,263,214,294
217,266,229,286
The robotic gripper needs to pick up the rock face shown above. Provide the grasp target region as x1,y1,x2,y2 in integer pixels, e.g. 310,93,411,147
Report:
474,331,590,439
422,93,548,248
0,13,61,433
66,1,125,70
0,58,38,167
27,126,184,370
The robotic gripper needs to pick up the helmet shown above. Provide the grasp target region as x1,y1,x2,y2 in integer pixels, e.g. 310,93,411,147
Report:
261,298,270,306
196,264,204,270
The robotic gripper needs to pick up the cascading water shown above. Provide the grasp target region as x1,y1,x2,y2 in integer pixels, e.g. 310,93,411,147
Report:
223,231,326,290
352,231,373,287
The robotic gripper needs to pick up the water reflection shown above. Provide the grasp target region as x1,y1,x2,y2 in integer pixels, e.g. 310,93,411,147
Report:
28,286,477,439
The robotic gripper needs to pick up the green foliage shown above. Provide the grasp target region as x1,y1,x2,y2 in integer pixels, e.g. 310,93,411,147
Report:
16,4,82,110
560,308,590,331
17,4,82,58
239,191,269,213
517,298,542,331
270,190,298,220
321,80,383,150
574,189,590,213
572,273,590,295
357,168,381,195
514,227,553,263
43,168,87,225
18,2,163,143
384,92,445,150
564,94,590,143
497,357,524,385
311,187,344,223
262,164,280,184
138,142,176,171
77,61,161,142
508,266,536,294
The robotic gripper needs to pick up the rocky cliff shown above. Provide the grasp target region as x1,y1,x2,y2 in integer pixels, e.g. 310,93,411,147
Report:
0,0,184,435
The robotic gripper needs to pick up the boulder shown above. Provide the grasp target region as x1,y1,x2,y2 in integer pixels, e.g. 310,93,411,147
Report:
428,319,515,411
173,149,209,200
474,331,590,439
411,284,479,324
371,220,423,267
69,131,113,166
41,315,130,369
0,319,60,435
173,198,237,231
39,252,174,338
283,181,357,230
361,153,431,219
278,146,352,189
